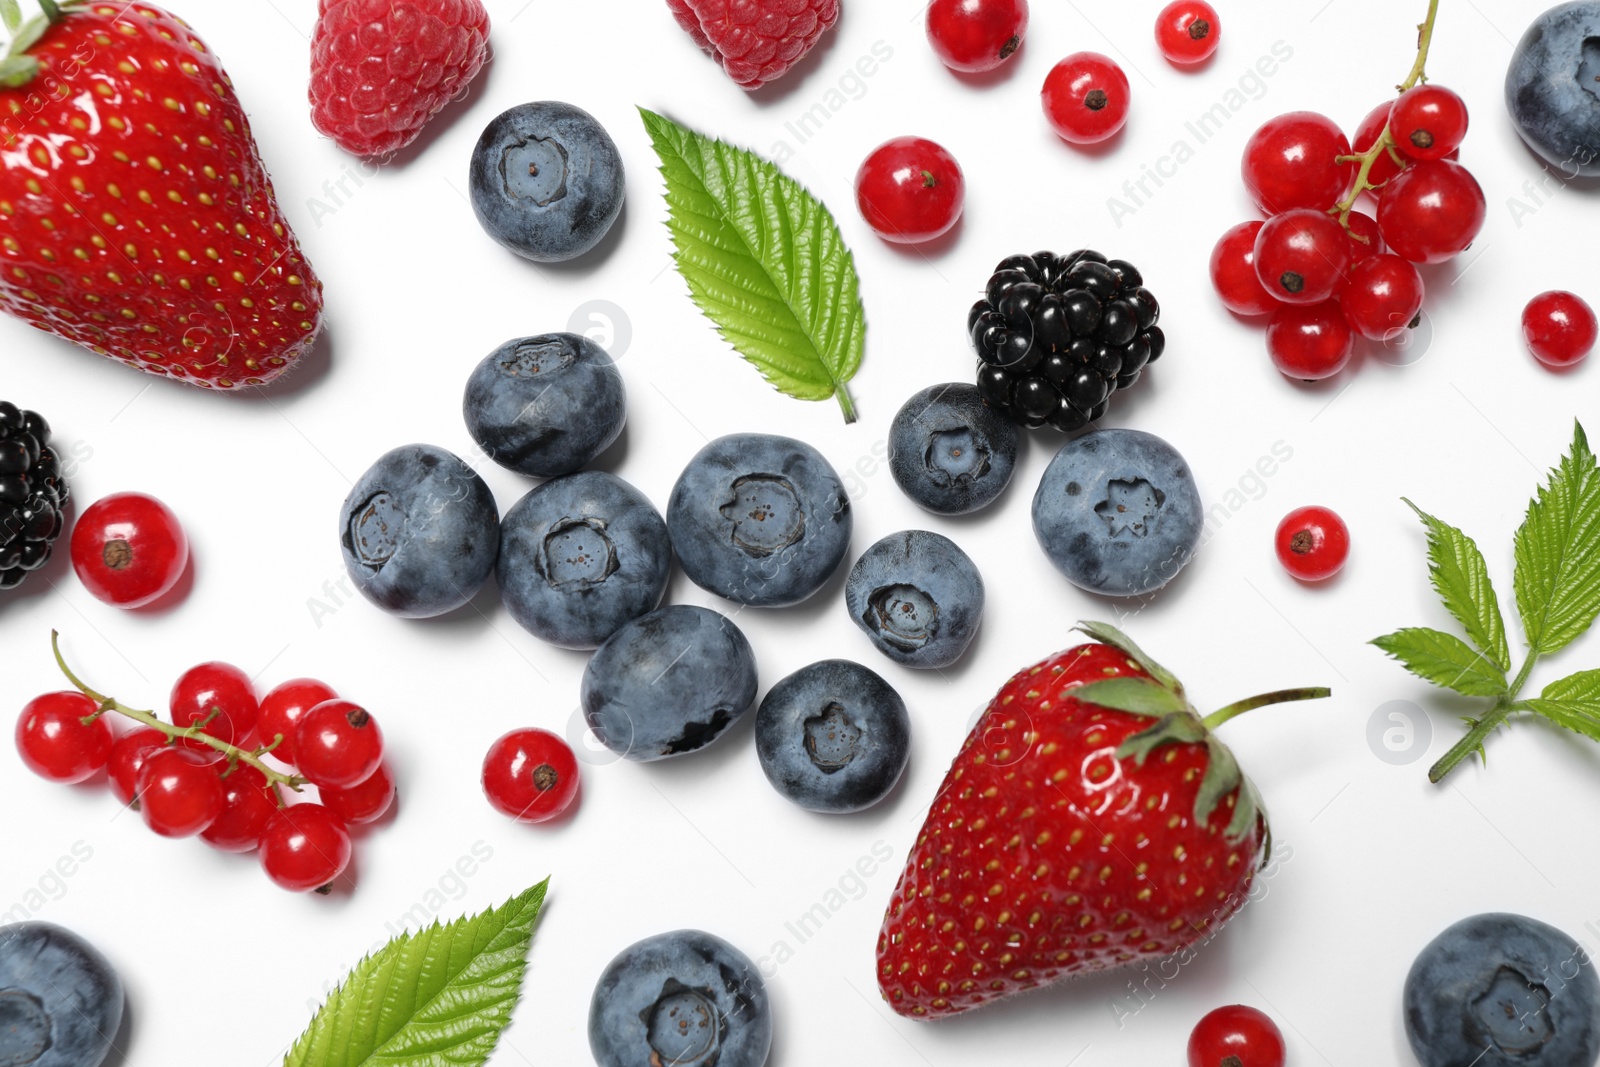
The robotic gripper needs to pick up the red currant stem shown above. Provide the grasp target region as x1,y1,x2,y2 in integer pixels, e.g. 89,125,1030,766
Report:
1329,0,1440,227
50,631,307,792
1427,653,1540,783
1201,687,1334,731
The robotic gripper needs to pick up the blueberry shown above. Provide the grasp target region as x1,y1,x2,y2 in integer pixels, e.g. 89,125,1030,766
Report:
1506,3,1600,177
340,444,500,618
887,383,1019,516
0,922,123,1067
1405,913,1600,1067
582,605,758,761
469,101,625,263
755,659,910,814
844,531,984,669
1031,428,1202,597
463,333,625,479
497,471,670,649
667,433,852,608
589,929,770,1067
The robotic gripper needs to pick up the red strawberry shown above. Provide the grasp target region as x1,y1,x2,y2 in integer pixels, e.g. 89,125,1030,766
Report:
309,0,490,159
877,623,1329,1018
0,2,322,389
666,0,839,90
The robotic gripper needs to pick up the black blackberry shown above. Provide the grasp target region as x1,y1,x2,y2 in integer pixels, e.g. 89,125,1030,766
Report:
969,250,1165,431
0,401,68,593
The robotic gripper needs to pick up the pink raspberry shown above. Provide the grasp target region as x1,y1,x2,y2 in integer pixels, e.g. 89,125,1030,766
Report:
666,0,840,89
309,0,491,158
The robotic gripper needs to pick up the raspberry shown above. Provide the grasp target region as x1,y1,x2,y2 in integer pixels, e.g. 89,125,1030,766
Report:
309,0,491,158
666,0,840,89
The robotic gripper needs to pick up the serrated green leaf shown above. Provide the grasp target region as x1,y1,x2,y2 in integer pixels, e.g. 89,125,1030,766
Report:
1524,669,1600,742
1371,628,1507,697
1404,499,1511,670
2,0,24,35
639,107,864,423
1513,421,1600,655
284,880,548,1067
1075,677,1190,717
1073,620,1182,692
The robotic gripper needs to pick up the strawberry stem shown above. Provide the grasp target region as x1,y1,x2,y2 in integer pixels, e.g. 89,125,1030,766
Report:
1202,687,1333,731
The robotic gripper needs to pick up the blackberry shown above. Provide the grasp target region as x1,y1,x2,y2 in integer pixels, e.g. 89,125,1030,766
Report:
0,401,68,593
969,250,1165,431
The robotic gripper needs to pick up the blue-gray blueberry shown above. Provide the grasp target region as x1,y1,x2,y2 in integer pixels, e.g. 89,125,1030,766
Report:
340,444,499,618
497,471,670,649
1506,3,1600,177
0,922,123,1067
844,530,984,669
463,333,625,478
888,383,1018,515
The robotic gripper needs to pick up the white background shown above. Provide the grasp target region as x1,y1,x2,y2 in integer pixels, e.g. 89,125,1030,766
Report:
5,0,1600,1063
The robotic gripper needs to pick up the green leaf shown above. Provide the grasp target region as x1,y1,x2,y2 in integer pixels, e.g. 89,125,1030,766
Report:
1513,421,1600,655
284,880,548,1067
1403,499,1511,670
639,107,864,422
1524,669,1600,742
1074,620,1182,692
2,0,23,35
0,53,37,88
1076,677,1189,717
1371,628,1508,697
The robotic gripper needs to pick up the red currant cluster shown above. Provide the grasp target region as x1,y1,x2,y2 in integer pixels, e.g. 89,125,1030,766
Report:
1210,10,1484,380
15,637,395,894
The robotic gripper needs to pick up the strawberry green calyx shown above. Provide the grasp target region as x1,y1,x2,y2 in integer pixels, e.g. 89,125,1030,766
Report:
0,0,77,88
1072,620,1332,848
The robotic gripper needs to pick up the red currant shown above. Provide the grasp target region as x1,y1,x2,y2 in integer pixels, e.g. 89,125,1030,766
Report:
1351,101,1404,192
200,764,280,853
320,760,396,825
482,728,580,824
1390,83,1468,162
108,726,168,805
1253,209,1351,305
1377,159,1485,264
259,804,351,892
135,747,224,837
1241,111,1353,215
1523,290,1598,368
15,691,112,784
925,0,1028,74
1345,210,1383,265
855,137,966,245
1188,1004,1287,1067
1266,300,1353,380
1041,53,1129,145
1154,0,1220,66
293,699,383,789
1340,253,1425,341
1210,221,1279,316
256,678,337,766
170,661,258,748
68,492,188,608
1275,506,1350,582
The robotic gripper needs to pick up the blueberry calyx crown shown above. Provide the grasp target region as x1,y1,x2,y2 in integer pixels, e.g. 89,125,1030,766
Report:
969,250,1165,432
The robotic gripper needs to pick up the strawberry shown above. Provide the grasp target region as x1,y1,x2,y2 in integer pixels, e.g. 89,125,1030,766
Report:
876,622,1329,1019
0,1,323,389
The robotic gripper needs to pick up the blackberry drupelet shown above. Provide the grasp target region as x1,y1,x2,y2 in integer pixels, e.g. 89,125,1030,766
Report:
969,250,1165,431
0,402,67,593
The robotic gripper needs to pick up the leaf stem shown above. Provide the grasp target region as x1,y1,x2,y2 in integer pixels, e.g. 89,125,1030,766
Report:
835,383,857,424
51,631,305,793
1329,0,1440,226
1201,687,1334,731
1427,651,1541,783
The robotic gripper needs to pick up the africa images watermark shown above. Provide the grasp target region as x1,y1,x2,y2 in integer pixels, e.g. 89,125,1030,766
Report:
767,40,895,165
1108,40,1296,228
